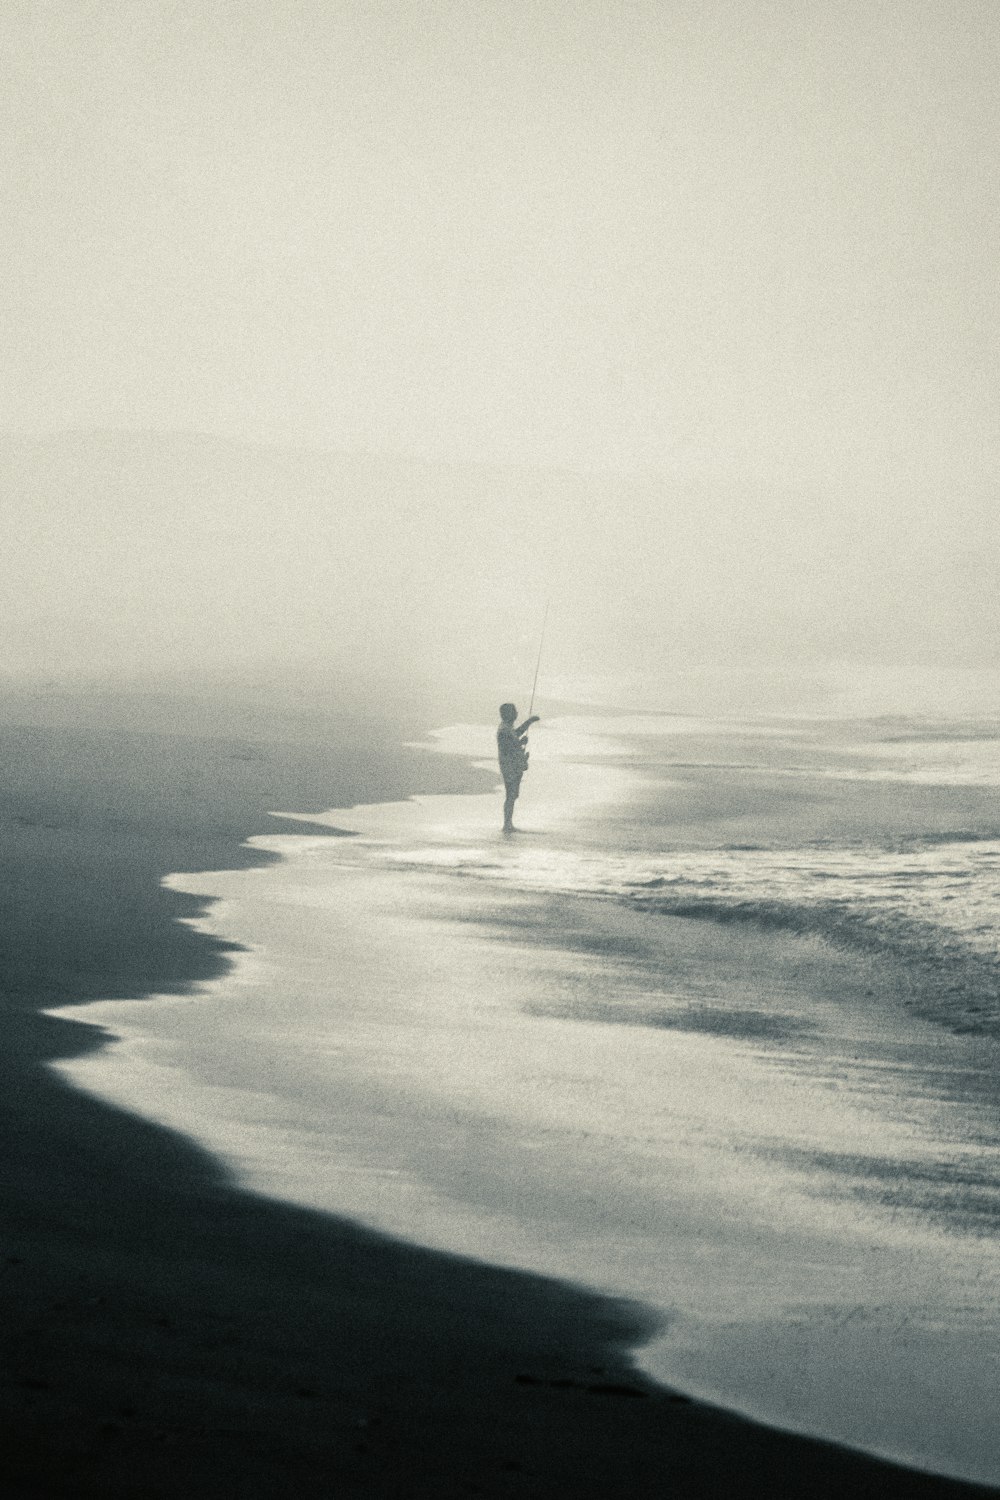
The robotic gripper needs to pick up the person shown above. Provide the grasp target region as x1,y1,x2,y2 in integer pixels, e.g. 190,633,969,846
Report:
497,702,539,833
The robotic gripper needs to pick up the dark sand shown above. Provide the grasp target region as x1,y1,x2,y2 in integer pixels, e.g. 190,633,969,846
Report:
0,685,995,1498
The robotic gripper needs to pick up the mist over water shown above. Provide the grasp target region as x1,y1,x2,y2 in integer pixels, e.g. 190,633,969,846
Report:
3,430,1000,723
2,3,998,719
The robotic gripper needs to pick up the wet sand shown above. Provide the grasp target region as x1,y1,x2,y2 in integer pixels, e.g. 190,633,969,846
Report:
0,689,996,1497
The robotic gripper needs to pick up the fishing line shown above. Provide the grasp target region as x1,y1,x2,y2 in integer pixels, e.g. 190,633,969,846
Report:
528,600,550,717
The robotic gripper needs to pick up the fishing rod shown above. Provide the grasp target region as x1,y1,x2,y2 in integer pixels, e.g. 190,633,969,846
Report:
528,600,550,717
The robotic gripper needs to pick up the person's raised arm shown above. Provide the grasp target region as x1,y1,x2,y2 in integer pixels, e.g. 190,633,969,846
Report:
516,715,539,736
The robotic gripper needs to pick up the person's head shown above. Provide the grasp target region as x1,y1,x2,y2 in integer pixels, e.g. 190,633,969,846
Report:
499,702,517,723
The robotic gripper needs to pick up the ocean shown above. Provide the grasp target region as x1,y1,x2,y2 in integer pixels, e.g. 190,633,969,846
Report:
50,711,1000,1485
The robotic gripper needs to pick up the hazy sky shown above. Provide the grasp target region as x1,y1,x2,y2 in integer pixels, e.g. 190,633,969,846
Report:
3,3,999,711
3,0,998,484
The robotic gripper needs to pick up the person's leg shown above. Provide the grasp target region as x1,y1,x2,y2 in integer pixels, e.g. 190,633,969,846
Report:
503,774,521,831
503,785,516,830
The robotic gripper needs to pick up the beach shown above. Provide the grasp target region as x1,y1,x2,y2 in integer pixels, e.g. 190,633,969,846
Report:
5,0,1000,1488
2,687,996,1497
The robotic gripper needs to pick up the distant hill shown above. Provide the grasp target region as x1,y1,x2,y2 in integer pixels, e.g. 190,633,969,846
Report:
1,430,581,692
3,430,998,714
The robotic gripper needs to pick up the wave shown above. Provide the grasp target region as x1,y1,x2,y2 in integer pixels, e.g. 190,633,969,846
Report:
620,886,1000,1040
386,832,1000,1041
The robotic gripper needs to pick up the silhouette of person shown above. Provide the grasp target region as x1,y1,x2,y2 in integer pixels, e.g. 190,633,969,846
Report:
497,703,539,832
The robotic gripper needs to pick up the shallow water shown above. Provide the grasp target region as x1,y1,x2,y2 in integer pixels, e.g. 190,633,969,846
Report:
50,714,1000,1485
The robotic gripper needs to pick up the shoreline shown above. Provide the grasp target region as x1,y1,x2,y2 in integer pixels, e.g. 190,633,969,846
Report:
1,690,997,1496
59,750,1000,1488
